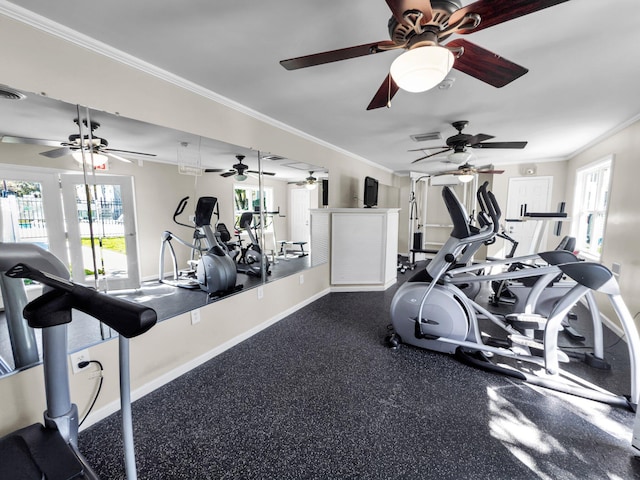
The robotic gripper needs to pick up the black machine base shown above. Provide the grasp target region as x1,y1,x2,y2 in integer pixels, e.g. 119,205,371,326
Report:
0,424,87,479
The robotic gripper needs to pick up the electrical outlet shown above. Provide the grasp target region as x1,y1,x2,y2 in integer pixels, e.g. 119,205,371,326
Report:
70,349,91,374
257,286,264,300
191,308,201,325
299,274,304,285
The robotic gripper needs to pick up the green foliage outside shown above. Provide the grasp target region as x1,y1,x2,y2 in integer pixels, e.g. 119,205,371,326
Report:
81,236,126,254
81,236,124,275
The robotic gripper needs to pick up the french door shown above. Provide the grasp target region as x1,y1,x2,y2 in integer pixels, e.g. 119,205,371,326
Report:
60,173,140,291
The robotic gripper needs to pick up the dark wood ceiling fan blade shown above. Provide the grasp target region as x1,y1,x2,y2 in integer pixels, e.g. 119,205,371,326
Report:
412,148,451,163
204,168,226,173
247,170,276,176
447,39,528,88
220,171,235,177
448,0,570,34
280,41,397,70
466,133,494,145
40,147,73,158
104,147,157,157
435,169,462,176
1,135,62,147
476,169,505,174
367,74,400,110
407,146,447,152
385,0,433,25
473,141,528,149
105,153,132,164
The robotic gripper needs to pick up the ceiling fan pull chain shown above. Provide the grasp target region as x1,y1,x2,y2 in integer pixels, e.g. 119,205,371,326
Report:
387,74,392,108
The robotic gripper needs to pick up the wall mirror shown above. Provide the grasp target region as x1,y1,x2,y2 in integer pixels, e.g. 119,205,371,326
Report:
0,84,327,376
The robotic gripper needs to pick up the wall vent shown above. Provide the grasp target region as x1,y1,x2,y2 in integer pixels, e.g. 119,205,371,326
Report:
410,132,441,143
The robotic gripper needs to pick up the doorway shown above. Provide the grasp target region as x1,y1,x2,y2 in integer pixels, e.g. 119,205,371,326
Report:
505,176,552,255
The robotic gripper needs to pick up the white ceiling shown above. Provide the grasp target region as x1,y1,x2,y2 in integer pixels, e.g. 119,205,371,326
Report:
2,0,640,176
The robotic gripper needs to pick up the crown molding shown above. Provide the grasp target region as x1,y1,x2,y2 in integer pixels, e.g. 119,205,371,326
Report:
0,2,392,174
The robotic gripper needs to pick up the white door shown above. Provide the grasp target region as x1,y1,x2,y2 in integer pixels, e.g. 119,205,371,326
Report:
0,167,67,265
290,188,311,246
506,176,552,255
60,174,140,290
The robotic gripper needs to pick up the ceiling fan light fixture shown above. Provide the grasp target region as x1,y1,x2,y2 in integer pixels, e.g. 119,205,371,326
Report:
458,173,475,183
72,149,108,167
305,182,317,190
390,46,454,93
234,173,247,182
448,150,474,164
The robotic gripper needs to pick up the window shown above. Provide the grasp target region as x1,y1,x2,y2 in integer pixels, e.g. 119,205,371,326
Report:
233,185,273,230
572,155,612,259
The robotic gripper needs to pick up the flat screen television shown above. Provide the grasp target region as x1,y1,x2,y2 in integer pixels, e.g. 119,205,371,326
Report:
363,176,378,208
321,179,329,207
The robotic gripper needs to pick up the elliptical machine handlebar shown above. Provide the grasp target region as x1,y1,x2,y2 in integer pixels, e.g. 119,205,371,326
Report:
172,196,192,229
6,263,157,338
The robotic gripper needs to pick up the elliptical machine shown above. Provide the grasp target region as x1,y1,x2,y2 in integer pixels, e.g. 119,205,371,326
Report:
387,185,640,410
233,211,271,277
159,196,239,295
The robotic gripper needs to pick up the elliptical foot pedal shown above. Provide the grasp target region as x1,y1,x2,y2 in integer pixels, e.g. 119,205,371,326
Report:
508,334,544,350
563,325,586,341
562,313,586,341
506,313,547,330
508,334,570,362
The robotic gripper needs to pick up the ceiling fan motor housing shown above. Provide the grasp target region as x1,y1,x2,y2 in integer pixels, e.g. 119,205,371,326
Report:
388,0,462,46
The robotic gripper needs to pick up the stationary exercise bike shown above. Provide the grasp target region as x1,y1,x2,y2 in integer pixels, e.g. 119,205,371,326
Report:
387,185,640,409
159,196,239,295
0,243,157,479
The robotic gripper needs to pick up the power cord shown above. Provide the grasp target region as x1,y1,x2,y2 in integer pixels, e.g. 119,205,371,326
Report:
78,360,104,427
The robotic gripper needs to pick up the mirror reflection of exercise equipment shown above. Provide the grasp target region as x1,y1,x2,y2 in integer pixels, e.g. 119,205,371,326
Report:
230,212,271,277
159,196,239,296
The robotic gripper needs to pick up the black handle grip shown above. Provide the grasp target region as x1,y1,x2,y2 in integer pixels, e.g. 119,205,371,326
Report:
6,263,156,338
173,196,189,219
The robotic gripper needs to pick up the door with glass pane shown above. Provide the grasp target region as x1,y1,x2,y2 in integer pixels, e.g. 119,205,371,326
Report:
0,169,67,263
60,174,140,290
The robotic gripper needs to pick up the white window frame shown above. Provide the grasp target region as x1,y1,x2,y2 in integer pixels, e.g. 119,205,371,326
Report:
571,155,613,261
233,184,274,231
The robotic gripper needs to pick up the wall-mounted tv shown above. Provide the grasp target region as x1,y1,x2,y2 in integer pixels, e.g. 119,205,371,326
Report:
321,179,329,207
363,176,378,208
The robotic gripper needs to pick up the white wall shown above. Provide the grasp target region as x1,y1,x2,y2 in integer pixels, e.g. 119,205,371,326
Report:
564,120,640,322
0,13,392,436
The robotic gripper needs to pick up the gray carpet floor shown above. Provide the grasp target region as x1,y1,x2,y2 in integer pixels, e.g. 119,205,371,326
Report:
79,271,640,479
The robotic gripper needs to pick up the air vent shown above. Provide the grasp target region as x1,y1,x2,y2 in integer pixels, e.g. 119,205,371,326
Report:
261,154,285,161
410,132,442,143
282,162,324,172
0,86,26,101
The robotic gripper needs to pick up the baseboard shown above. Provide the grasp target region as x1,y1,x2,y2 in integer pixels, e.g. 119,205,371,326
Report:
79,287,330,431
330,279,396,292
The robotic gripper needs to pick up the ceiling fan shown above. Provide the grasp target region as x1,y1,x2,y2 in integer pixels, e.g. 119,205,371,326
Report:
289,171,320,189
205,155,276,180
280,0,569,110
1,118,157,164
412,120,527,164
435,162,504,182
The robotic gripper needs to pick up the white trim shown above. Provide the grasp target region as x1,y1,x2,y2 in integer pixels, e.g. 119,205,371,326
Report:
571,154,613,260
78,286,330,431
330,278,397,292
0,3,391,175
